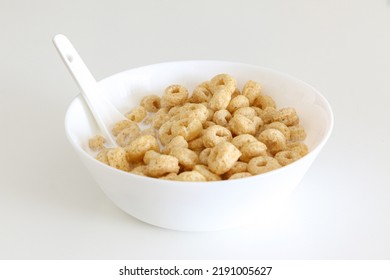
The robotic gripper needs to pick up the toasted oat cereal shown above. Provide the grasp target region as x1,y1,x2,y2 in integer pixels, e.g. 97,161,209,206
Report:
161,84,189,107
112,120,138,136
287,141,309,157
228,172,252,180
242,80,261,105
106,147,131,172
89,135,106,151
229,114,257,136
258,128,287,155
126,106,147,122
175,171,206,182
125,135,159,162
208,141,241,175
253,94,276,109
275,107,299,126
141,95,161,113
146,153,180,177
170,118,203,141
275,150,301,166
89,73,308,180
189,82,213,103
289,125,307,141
212,109,232,127
193,165,221,181
116,126,141,147
169,147,199,171
210,73,237,94
223,161,248,179
227,95,250,113
247,156,281,175
261,121,291,140
208,88,232,111
202,125,232,148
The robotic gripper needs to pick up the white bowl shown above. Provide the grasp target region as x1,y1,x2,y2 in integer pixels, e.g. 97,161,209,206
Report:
65,61,333,231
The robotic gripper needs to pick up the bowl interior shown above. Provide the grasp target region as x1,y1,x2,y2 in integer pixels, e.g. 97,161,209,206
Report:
66,61,333,159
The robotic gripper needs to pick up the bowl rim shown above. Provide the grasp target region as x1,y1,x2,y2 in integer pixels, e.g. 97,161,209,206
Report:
64,60,334,184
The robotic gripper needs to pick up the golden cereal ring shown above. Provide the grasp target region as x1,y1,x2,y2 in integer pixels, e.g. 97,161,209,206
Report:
168,106,181,117
227,95,250,113
161,84,189,107
189,82,213,103
251,106,263,117
199,148,211,165
261,122,291,140
253,94,276,109
242,80,261,105
202,125,232,148
143,150,161,165
289,125,307,141
210,73,237,94
208,141,241,175
258,128,287,155
158,121,174,145
228,172,252,180
188,136,205,151
287,142,309,157
247,156,281,175
147,154,180,177
96,148,110,164
106,147,131,172
240,141,268,162
203,121,216,129
206,107,215,121
140,95,161,112
126,106,147,122
125,135,159,162
222,161,248,179
233,107,257,119
231,134,257,150
212,109,232,127
170,118,203,141
160,173,178,180
89,135,106,151
152,108,169,129
116,126,141,147
258,107,278,124
112,120,138,137
179,103,209,124
131,165,148,176
208,88,232,111
275,107,300,126
162,135,188,155
193,165,221,181
275,150,301,166
175,171,206,182
228,114,256,136
231,88,241,99
169,147,199,171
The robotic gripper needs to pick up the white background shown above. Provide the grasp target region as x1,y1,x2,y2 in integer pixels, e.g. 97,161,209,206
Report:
0,0,389,259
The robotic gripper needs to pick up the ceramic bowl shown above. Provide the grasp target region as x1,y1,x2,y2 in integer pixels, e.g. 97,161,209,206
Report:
65,61,333,231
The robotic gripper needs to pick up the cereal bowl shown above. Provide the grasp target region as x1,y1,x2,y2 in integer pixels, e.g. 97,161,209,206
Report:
65,61,333,231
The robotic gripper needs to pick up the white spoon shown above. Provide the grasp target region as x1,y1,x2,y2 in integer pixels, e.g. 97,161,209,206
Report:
53,34,126,146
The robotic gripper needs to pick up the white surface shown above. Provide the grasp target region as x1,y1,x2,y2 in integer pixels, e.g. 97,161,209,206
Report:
0,0,389,259
65,61,333,231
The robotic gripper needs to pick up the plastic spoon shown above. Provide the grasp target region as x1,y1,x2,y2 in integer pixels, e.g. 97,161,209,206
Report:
53,34,126,146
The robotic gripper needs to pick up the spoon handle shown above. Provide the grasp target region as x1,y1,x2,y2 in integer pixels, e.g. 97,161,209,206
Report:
53,34,124,146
